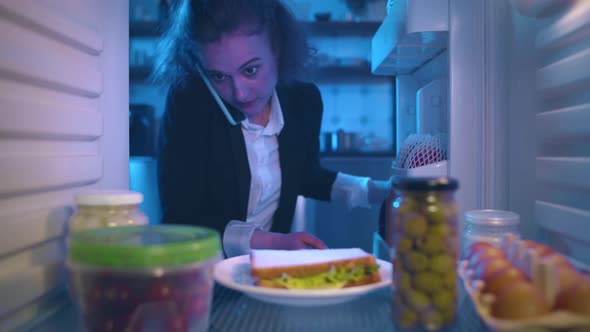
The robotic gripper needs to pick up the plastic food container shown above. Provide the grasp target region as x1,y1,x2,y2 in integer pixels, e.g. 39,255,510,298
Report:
69,190,149,233
67,225,221,332
462,210,520,254
386,177,460,331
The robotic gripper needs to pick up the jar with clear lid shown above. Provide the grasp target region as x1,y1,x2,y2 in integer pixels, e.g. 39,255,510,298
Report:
68,190,148,234
387,177,459,331
462,209,520,253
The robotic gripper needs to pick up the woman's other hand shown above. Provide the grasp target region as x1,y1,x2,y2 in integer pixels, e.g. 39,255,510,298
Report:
368,178,392,205
251,230,327,250
280,232,328,250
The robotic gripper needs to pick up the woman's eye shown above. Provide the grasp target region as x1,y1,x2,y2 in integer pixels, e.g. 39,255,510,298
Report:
209,72,226,82
244,66,259,77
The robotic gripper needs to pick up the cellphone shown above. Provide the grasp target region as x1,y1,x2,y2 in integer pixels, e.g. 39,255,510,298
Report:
195,63,244,126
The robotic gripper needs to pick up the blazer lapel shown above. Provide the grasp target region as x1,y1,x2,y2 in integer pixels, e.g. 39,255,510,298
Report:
274,86,302,233
227,122,250,219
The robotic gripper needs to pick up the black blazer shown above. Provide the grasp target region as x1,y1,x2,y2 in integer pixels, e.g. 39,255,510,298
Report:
157,76,338,237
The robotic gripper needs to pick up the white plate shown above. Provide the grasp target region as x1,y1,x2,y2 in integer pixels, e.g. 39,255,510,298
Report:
213,255,393,307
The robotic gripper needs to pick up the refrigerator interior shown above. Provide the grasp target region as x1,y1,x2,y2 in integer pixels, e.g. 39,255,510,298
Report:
1,0,590,330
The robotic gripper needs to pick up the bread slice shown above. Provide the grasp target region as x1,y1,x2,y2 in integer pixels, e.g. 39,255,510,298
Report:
250,248,381,289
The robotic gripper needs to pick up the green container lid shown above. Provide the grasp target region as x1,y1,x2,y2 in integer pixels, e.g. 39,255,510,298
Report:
68,225,221,268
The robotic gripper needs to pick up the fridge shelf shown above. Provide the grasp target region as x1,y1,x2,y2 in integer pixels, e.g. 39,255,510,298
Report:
371,0,449,76
536,0,590,49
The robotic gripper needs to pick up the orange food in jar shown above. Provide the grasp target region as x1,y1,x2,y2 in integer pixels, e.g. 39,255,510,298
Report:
556,276,590,315
491,281,550,319
467,246,506,270
556,267,583,296
463,242,495,261
471,258,512,281
543,252,574,270
481,266,527,296
521,240,555,257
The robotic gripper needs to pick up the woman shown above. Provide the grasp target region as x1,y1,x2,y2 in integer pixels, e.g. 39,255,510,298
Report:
153,0,390,257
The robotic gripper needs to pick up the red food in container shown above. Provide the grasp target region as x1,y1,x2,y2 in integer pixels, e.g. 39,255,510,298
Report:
67,225,221,332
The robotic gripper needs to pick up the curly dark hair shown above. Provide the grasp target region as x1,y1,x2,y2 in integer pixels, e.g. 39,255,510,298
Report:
151,0,314,85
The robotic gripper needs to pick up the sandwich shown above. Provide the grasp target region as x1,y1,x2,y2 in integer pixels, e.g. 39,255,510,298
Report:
250,248,381,289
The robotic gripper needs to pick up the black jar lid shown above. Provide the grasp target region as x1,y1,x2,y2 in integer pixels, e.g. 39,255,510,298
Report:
393,177,459,191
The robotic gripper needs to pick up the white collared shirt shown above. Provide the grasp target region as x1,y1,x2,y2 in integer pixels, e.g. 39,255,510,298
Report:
222,91,370,257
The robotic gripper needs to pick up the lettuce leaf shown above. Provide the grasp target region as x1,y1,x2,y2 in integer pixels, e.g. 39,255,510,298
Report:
272,264,380,289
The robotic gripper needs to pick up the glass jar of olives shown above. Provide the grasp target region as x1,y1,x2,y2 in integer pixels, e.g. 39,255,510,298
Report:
69,190,149,234
387,177,459,331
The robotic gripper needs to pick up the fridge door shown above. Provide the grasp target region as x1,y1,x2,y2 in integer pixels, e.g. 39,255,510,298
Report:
527,0,590,263
417,79,447,135
0,1,129,329
450,0,590,264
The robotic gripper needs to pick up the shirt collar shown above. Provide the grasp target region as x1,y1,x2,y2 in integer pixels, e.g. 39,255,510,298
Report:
241,90,284,136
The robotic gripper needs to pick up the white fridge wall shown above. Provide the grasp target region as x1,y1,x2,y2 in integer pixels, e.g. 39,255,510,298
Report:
0,0,128,329
504,3,542,248
450,0,590,263
526,1,590,263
